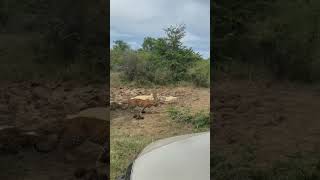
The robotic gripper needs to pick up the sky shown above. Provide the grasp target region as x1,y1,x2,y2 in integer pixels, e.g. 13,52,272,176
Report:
110,0,210,58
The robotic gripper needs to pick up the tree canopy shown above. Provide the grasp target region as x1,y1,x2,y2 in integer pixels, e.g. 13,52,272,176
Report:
111,24,209,87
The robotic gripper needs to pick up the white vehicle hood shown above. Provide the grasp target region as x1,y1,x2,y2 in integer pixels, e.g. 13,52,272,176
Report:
130,132,210,180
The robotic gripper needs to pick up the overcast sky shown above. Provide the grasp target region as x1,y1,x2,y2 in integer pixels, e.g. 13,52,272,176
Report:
111,0,210,58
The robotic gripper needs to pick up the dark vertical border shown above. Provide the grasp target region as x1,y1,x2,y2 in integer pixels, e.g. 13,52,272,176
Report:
106,0,111,178
210,0,214,179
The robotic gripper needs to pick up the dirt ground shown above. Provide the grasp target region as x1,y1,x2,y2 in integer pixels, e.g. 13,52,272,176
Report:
0,80,107,180
111,85,209,137
110,85,209,179
212,79,320,166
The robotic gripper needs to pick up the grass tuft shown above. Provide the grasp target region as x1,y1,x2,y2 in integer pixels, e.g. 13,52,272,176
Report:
167,107,210,129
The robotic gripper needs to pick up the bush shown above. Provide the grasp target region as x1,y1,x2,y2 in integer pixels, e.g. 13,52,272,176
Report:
193,110,210,129
167,107,193,123
111,24,208,86
188,60,210,87
111,49,209,86
153,65,172,85
119,51,146,81
167,107,210,129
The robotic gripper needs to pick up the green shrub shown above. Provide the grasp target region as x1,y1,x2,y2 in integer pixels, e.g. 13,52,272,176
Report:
153,66,172,85
188,60,210,87
167,107,210,129
119,51,146,81
167,107,193,124
193,110,210,128
112,49,209,86
111,24,208,87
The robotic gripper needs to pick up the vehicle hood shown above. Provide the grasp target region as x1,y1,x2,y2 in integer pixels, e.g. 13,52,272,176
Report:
130,132,210,180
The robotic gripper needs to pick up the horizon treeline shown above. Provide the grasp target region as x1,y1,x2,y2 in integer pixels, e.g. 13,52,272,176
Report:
111,24,210,87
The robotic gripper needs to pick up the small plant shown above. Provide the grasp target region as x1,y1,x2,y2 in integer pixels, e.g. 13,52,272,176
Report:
193,110,210,128
167,106,193,123
167,107,209,129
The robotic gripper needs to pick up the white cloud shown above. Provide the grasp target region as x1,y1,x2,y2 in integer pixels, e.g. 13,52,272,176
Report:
127,41,140,50
111,0,210,58
183,31,202,42
110,29,132,38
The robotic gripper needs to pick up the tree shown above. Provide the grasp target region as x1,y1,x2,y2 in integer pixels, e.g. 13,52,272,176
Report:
164,24,186,50
142,37,157,51
113,40,130,52
111,24,207,84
